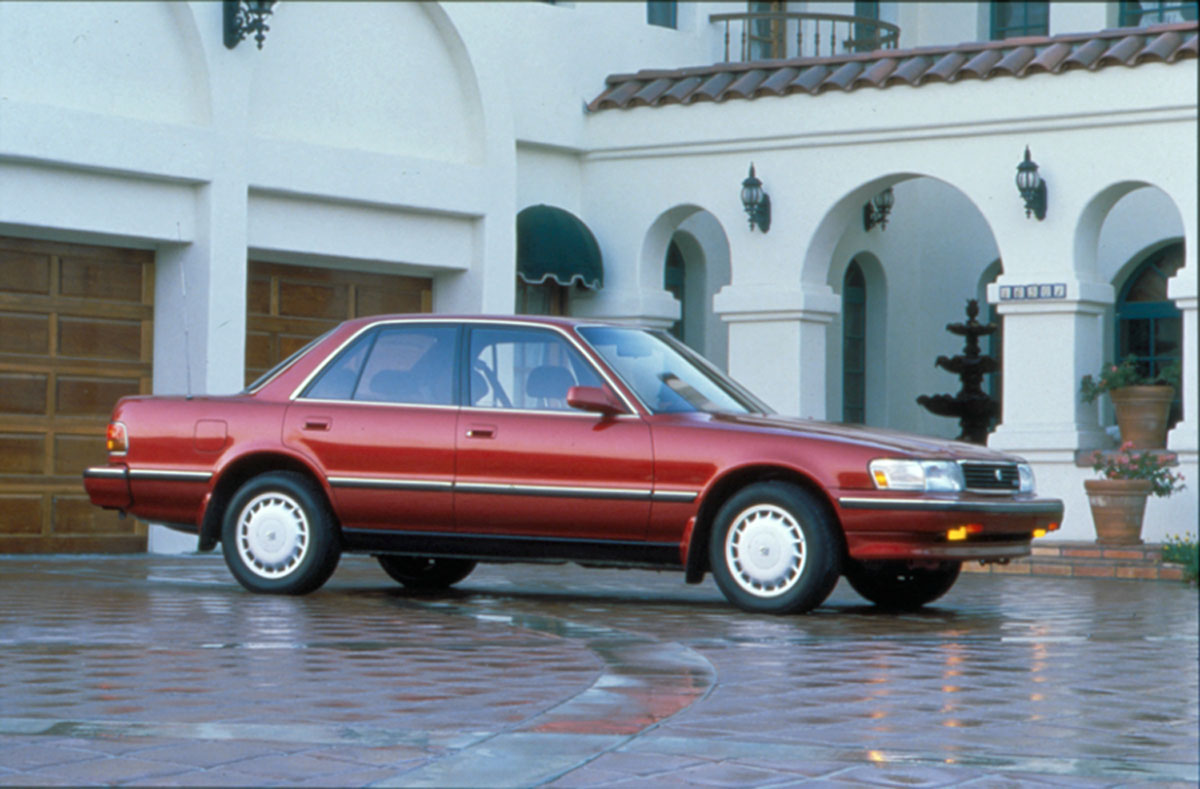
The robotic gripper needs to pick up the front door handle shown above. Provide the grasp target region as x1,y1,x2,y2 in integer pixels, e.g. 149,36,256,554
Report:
303,417,331,431
465,424,496,439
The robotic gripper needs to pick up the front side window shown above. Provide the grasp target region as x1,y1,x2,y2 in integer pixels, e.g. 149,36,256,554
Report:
1119,1,1198,26
579,327,765,415
990,1,1050,39
303,325,457,405
468,327,602,411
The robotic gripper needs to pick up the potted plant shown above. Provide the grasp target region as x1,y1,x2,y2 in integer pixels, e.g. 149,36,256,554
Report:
1085,442,1185,545
1080,356,1180,449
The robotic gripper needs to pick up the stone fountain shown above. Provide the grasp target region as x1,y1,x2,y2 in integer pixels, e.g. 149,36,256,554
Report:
916,299,1000,444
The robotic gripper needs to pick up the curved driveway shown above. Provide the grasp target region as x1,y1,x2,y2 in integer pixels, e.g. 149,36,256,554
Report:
0,555,1196,786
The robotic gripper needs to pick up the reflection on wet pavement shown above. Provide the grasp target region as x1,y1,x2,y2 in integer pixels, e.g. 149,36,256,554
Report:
0,554,1195,786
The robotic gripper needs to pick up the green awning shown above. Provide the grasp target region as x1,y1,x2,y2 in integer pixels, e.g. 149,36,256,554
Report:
516,205,603,290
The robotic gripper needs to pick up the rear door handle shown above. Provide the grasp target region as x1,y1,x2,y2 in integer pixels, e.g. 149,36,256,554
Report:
303,417,331,431
466,425,496,439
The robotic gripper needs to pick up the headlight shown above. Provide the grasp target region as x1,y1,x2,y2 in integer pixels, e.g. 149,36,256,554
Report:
1018,463,1036,494
869,459,964,492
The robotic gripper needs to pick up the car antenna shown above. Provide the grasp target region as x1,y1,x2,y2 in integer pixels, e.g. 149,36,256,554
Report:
180,263,193,400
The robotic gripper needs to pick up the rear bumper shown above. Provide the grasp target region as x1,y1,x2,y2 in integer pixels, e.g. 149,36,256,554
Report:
83,466,132,510
837,495,1064,562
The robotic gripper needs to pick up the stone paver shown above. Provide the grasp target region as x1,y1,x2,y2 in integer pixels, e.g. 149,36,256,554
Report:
0,553,1195,786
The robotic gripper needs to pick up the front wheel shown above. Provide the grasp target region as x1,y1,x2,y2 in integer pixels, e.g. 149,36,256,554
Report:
376,556,476,590
843,560,961,610
221,472,341,595
708,482,841,615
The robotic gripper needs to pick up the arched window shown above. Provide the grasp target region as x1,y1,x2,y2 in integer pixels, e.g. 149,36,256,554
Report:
843,261,867,424
1116,243,1183,424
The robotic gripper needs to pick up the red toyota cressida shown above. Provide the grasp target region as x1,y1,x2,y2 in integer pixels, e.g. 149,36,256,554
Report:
84,315,1063,614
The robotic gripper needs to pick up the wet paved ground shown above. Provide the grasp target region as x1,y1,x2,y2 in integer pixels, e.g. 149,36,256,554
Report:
0,554,1196,787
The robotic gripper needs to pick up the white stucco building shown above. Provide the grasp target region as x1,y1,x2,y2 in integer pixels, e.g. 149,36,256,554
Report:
0,1,1195,553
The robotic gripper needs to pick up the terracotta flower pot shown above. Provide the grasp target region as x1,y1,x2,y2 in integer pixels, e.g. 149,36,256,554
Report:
1084,478,1153,546
1109,386,1174,449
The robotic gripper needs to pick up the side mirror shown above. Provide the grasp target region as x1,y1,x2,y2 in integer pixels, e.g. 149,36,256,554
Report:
566,385,624,416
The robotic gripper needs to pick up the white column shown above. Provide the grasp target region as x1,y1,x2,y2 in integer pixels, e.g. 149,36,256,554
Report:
713,285,839,418
987,280,1112,453
1168,290,1198,454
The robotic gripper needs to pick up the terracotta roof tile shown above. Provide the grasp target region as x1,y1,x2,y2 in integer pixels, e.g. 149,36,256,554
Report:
589,21,1198,111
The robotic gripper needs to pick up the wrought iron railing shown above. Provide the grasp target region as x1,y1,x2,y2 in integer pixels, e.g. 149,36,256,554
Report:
710,10,900,62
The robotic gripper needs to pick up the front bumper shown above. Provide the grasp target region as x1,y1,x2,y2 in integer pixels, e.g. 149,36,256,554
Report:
836,494,1064,562
83,466,132,510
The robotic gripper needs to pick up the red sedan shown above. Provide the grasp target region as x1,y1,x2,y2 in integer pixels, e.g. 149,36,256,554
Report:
84,315,1063,614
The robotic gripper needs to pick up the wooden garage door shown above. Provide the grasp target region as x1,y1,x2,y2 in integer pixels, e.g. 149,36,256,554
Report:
246,261,432,385
0,236,153,553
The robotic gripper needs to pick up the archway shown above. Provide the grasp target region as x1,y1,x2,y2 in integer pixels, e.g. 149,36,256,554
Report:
818,175,1002,436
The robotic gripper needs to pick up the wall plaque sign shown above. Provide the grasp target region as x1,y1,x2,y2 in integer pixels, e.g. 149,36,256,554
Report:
998,283,1067,301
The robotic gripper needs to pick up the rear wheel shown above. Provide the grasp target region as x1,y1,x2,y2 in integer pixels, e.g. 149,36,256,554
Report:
221,472,341,595
708,482,841,614
844,560,961,610
376,556,476,590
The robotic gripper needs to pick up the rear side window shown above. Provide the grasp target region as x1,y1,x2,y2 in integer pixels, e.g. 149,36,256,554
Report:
303,325,458,405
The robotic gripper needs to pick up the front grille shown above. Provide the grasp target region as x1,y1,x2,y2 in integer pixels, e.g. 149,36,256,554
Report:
960,461,1020,492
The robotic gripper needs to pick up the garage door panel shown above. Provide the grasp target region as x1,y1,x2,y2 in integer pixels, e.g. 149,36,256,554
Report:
0,249,51,294
55,376,141,416
278,281,350,320
247,278,271,314
357,286,427,316
0,313,51,355
54,434,107,477
0,373,48,415
59,256,145,302
58,317,142,361
0,496,42,534
0,434,44,475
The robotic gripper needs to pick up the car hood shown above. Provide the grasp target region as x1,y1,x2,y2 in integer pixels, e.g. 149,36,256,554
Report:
706,413,1020,461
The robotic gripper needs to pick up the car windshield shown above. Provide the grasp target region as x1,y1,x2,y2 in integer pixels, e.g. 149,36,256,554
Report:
578,326,770,415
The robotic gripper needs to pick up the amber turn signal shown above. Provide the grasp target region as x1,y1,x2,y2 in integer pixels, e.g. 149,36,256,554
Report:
947,524,984,541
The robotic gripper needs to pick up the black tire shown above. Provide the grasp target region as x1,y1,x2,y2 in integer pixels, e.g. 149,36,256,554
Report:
843,560,961,610
708,482,841,614
221,471,341,595
376,555,476,590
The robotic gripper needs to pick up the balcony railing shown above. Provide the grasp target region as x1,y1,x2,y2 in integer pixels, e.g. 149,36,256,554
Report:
710,11,900,62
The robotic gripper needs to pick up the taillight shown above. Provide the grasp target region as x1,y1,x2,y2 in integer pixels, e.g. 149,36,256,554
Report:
106,422,128,454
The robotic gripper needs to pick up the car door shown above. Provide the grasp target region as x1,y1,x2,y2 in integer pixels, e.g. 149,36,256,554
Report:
455,324,653,542
283,323,459,533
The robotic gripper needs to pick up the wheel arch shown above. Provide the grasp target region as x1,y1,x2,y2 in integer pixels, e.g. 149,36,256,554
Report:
199,451,335,551
684,465,845,583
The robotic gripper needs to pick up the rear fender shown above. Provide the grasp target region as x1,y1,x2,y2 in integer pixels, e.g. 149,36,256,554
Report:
198,450,334,551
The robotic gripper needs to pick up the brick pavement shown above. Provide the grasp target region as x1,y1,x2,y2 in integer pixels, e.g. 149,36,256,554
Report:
0,554,1196,786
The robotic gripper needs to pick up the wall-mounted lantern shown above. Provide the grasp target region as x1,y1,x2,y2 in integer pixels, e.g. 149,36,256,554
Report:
224,0,277,50
862,187,894,231
1016,146,1048,220
740,164,771,233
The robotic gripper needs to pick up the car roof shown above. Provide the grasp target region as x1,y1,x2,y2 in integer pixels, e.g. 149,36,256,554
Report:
335,314,631,332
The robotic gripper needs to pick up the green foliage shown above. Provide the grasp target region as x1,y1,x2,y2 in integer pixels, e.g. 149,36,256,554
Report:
1162,532,1199,584
1080,356,1181,404
1090,443,1186,498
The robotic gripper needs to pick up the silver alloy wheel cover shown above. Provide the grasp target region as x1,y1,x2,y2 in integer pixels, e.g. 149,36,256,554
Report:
724,503,807,598
236,491,311,579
